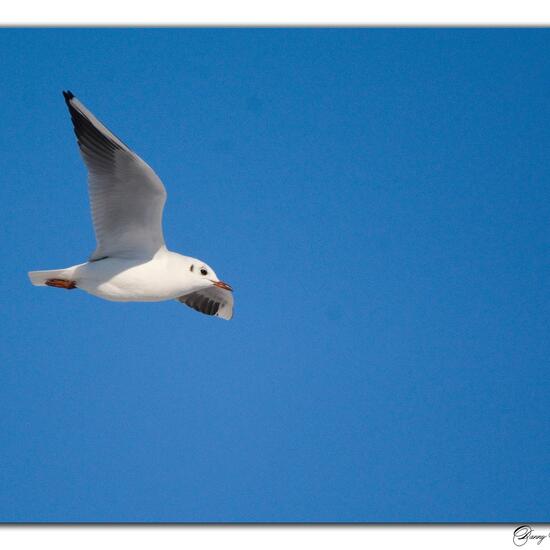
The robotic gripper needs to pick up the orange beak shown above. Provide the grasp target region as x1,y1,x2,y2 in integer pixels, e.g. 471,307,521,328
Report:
212,280,233,292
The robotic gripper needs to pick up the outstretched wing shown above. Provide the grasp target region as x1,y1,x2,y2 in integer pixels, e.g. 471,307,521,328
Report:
177,286,234,320
63,91,167,261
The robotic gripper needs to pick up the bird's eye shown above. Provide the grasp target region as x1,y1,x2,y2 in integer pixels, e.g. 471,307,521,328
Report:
189,264,194,272
200,268,208,276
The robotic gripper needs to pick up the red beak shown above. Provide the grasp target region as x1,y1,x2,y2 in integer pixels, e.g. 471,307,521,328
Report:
212,280,233,292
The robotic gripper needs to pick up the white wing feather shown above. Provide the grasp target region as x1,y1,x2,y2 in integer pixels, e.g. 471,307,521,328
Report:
63,91,167,261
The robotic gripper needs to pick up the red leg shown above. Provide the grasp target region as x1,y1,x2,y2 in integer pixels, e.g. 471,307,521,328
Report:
45,279,77,290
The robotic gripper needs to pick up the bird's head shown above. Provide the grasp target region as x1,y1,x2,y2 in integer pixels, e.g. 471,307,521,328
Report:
179,257,234,319
186,259,233,292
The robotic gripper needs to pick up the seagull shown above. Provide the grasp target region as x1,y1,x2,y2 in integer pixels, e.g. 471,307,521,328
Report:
28,91,234,320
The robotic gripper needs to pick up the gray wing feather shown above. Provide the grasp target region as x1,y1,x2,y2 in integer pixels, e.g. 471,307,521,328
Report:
177,286,234,320
63,91,167,260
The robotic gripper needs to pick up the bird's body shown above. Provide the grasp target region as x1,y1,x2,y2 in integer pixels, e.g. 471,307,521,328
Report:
33,250,203,302
28,91,234,319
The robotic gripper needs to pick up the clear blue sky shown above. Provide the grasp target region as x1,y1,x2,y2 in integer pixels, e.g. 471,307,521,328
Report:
0,28,548,522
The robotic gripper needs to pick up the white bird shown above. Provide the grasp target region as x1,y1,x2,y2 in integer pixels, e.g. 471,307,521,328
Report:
28,91,234,320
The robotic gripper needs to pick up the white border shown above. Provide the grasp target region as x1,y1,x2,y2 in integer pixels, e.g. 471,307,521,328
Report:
1,0,550,24
0,525,533,550
1,3,549,548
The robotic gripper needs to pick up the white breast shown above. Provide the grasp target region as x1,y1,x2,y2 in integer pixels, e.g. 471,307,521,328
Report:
73,252,196,302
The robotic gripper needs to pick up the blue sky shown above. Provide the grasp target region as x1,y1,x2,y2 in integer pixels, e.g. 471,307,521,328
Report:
0,28,549,522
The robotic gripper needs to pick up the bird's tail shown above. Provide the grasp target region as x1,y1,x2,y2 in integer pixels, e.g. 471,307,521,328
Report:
28,268,71,286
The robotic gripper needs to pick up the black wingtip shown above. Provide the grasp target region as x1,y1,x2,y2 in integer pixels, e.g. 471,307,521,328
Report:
62,90,75,103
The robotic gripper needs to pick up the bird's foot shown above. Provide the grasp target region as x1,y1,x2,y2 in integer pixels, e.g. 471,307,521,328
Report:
45,279,77,290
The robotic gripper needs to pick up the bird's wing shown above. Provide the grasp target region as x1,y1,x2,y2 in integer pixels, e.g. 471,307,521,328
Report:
177,286,234,320
63,91,167,261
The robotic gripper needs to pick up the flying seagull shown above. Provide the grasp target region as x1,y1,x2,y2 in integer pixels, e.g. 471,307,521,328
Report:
28,91,234,320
